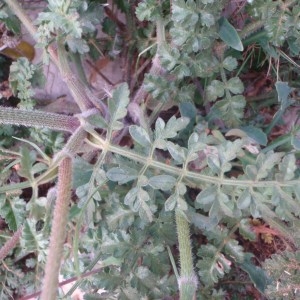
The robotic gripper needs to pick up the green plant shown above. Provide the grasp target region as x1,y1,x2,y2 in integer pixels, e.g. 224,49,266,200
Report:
0,0,299,299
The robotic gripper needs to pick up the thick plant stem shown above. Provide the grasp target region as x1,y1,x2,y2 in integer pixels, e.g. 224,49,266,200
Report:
0,226,23,261
175,209,198,300
57,40,94,112
0,107,79,132
40,157,72,300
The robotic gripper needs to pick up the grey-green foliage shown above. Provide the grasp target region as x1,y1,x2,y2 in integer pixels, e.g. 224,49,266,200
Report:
99,93,298,296
9,57,37,109
0,194,25,231
43,77,300,297
35,0,103,53
249,0,300,50
138,0,248,126
62,191,178,298
0,0,300,299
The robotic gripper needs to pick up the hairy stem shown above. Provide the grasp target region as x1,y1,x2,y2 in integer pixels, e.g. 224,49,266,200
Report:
176,209,198,300
40,157,72,300
57,39,94,112
0,107,79,132
0,226,23,261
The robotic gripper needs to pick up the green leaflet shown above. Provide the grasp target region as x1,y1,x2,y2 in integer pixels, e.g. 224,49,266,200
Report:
237,189,252,210
222,56,238,71
108,83,130,131
276,154,297,181
9,58,36,108
165,193,178,211
239,126,268,146
210,94,246,127
18,146,36,181
206,80,225,102
136,0,160,21
148,175,176,191
72,156,93,188
226,77,244,94
129,125,152,148
20,219,48,263
218,17,243,51
86,114,107,129
238,253,270,293
106,166,139,184
144,74,176,102
166,141,186,164
197,244,231,286
238,219,256,241
159,44,180,71
0,195,25,231
124,187,153,222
